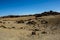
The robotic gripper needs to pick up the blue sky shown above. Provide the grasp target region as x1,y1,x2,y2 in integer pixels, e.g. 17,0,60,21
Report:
0,0,60,16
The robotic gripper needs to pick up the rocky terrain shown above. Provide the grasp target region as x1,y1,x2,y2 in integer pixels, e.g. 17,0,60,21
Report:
0,11,60,40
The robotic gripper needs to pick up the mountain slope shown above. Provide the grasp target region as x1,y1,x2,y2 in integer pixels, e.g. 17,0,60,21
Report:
0,11,60,40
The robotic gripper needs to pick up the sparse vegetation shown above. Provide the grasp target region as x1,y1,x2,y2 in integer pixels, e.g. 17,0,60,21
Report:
20,27,23,29
16,20,24,23
12,27,15,28
41,20,48,24
26,21,36,25
41,31,47,34
34,29,39,31
0,25,6,28
35,11,60,17
31,31,36,35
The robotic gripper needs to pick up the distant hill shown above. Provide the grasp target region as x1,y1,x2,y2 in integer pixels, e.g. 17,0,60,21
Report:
35,11,60,17
0,11,60,18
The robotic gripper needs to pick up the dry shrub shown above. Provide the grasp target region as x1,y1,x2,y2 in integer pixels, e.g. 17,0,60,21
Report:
41,20,48,24
0,25,6,28
26,21,36,25
12,27,15,28
16,20,24,23
34,29,39,31
20,27,23,29
31,31,36,35
41,31,47,34
0,21,2,23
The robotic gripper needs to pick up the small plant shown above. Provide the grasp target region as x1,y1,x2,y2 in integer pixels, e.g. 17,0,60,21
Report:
16,20,24,23
0,21,2,23
26,21,36,25
12,27,15,28
34,29,39,31
31,31,36,35
41,31,47,34
41,20,48,24
0,25,6,28
20,27,23,29
8,27,11,29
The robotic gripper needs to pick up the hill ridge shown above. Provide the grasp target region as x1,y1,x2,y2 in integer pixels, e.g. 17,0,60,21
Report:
0,11,60,18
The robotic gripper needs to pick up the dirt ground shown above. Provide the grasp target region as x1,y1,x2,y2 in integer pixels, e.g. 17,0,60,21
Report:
0,15,60,40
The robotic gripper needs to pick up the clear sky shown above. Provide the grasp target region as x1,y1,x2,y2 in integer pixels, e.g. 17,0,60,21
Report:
0,0,60,16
